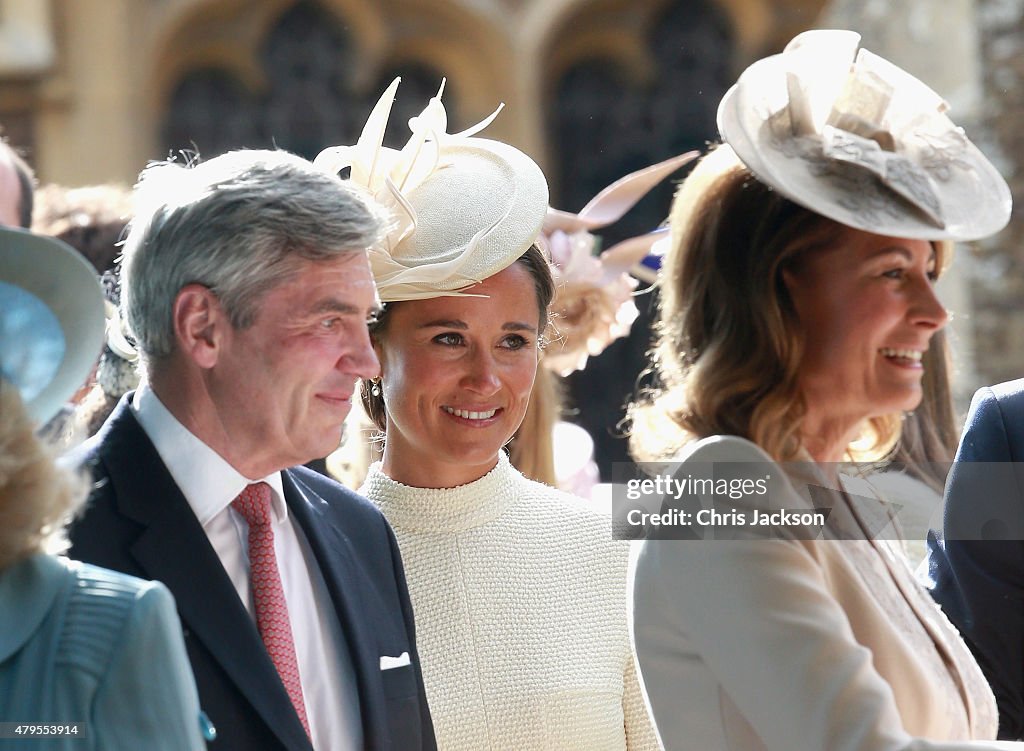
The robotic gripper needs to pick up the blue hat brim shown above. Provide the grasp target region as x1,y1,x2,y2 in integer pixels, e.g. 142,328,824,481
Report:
0,227,104,424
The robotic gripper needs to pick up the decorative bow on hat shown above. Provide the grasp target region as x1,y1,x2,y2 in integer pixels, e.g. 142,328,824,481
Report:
315,78,549,302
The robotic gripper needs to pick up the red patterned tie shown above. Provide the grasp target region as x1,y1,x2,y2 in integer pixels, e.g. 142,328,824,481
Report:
232,482,311,739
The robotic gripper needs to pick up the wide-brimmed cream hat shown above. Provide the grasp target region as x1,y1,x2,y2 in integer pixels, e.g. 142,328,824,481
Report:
0,227,104,423
718,29,1011,241
315,78,549,302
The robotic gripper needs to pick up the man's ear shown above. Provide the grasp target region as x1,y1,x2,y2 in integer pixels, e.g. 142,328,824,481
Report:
173,284,226,369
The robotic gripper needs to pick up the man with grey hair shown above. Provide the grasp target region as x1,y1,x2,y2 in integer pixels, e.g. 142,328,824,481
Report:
68,149,436,751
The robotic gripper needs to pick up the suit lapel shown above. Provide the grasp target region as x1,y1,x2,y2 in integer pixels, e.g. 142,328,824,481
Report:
98,403,311,750
283,471,388,749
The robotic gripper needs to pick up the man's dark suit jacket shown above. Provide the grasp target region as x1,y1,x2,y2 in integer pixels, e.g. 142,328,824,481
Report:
928,378,1024,741
67,395,436,750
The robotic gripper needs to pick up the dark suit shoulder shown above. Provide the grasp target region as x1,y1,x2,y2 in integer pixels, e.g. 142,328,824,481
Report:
988,378,1024,404
62,398,168,575
958,384,1024,465
59,426,106,478
60,393,137,481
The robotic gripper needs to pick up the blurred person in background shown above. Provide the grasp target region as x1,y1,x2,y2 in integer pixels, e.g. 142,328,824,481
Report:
0,226,207,749
533,152,696,498
32,183,132,275
32,183,139,439
628,30,1019,750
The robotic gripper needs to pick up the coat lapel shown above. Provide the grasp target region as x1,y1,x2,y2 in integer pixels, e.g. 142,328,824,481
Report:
282,471,389,750
837,477,979,731
97,402,312,750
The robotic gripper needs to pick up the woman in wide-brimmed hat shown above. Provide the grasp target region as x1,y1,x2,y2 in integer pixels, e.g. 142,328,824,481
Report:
628,29,1018,751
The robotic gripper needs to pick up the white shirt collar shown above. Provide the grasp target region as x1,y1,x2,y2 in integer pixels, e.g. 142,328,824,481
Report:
132,382,287,527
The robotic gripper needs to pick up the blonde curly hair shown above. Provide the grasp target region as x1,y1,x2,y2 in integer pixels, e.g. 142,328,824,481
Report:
0,381,88,571
629,145,949,464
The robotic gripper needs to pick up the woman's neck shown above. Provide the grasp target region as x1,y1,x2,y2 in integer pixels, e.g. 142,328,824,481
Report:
380,445,500,489
799,410,862,465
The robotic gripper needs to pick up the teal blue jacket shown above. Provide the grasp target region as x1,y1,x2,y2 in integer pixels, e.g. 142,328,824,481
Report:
0,554,207,749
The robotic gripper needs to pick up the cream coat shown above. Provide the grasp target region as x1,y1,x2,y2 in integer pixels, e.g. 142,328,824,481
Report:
631,435,1023,751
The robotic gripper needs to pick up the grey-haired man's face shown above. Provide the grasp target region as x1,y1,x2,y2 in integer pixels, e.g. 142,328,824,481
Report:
202,251,381,472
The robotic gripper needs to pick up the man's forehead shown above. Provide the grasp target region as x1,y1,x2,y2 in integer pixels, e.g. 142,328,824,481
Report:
281,250,380,309
330,250,379,304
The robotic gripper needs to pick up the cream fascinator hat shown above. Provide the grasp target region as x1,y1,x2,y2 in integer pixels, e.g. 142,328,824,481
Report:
315,79,548,302
718,29,1011,241
0,227,104,423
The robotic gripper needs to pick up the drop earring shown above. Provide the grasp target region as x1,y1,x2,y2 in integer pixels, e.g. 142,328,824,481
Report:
370,379,381,397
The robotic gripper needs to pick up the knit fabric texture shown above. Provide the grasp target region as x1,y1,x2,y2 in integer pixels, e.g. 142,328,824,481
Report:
361,453,661,751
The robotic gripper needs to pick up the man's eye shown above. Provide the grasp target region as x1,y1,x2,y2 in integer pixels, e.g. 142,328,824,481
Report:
321,318,341,329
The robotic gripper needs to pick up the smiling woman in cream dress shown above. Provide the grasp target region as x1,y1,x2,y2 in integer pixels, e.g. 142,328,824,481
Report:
313,81,661,751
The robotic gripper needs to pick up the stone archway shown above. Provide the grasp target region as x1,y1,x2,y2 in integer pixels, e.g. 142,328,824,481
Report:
159,1,457,160
152,0,528,163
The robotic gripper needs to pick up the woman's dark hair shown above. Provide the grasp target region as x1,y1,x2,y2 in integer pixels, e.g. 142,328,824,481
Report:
361,243,554,432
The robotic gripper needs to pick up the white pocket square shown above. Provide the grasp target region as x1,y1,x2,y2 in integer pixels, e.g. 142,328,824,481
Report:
379,652,410,670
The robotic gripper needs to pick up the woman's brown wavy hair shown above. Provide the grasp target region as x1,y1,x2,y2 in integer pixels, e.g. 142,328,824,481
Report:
629,145,949,464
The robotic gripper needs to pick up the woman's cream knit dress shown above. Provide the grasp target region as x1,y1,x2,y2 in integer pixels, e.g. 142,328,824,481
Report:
361,453,661,751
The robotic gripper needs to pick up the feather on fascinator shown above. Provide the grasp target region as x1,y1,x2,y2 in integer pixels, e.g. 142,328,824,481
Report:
718,29,1010,241
540,152,697,376
314,78,549,302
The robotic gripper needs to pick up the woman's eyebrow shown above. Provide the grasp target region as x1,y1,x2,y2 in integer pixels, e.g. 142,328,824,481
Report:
417,319,537,333
420,319,468,329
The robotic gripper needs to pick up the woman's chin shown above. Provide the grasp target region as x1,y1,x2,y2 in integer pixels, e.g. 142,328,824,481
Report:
452,445,506,468
890,384,925,415
421,437,506,471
